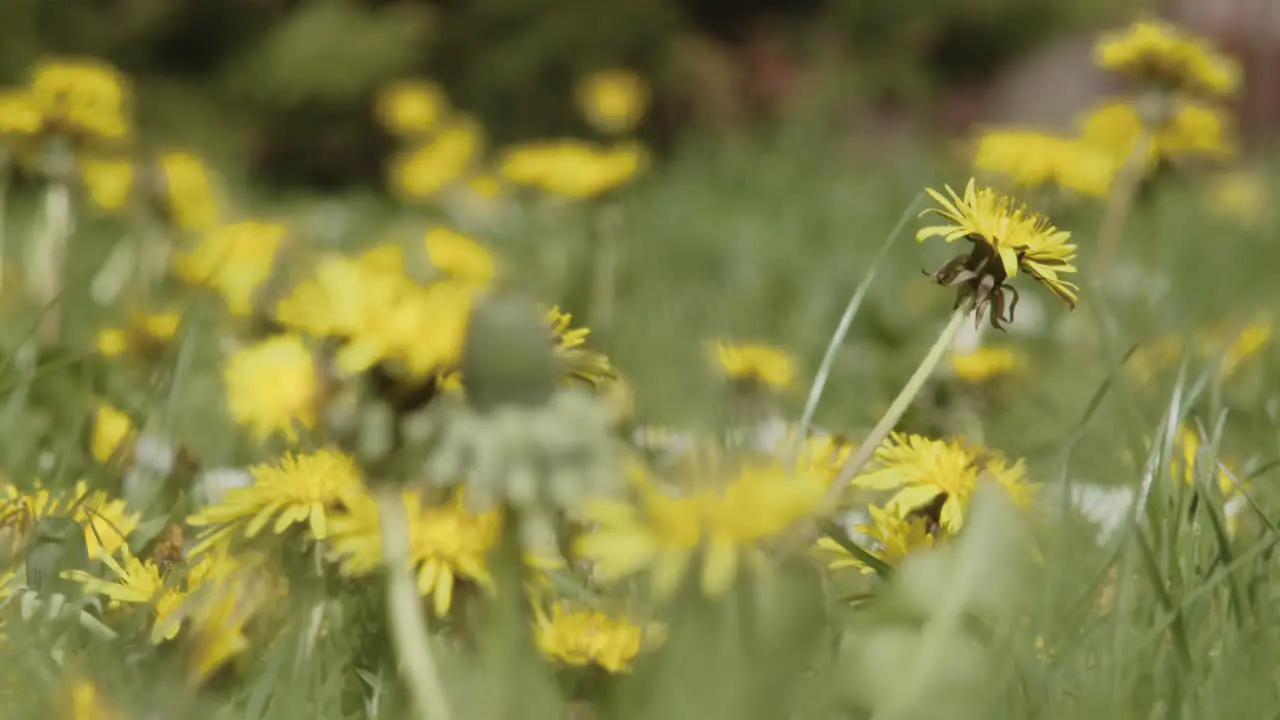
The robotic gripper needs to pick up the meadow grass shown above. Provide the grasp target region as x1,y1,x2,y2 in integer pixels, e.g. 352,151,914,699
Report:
1,111,1278,719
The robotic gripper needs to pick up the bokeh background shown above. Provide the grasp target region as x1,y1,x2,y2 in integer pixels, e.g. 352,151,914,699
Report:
2,0,1275,190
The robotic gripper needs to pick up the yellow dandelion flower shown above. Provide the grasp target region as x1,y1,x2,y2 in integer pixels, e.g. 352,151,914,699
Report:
274,253,368,339
576,461,825,597
919,179,1079,321
158,152,219,233
853,433,979,532
176,555,279,686
80,157,134,212
91,402,134,465
817,504,939,575
175,220,288,316
64,543,186,643
387,119,482,199
1170,427,1237,498
498,139,647,199
188,449,364,554
0,481,138,560
223,334,320,443
376,79,448,136
1095,19,1241,97
534,602,658,673
424,227,496,285
973,128,1115,198
337,276,476,378
0,90,41,137
576,69,651,135
1218,318,1271,379
1079,99,1236,167
28,57,131,140
711,341,796,390
329,488,498,617
950,346,1021,382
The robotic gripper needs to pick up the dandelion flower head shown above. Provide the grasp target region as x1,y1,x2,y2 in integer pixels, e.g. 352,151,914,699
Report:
223,334,320,443
817,503,939,575
1095,19,1241,97
28,56,131,140
534,602,657,673
175,220,288,317
575,69,651,135
377,79,449,136
711,341,796,391
0,481,138,560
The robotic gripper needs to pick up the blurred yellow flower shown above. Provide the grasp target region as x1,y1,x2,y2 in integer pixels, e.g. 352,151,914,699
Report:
1205,170,1270,228
817,504,940,575
1170,427,1237,498
223,334,320,443
424,227,496,285
159,152,219,232
1218,318,1271,379
576,460,826,597
329,488,498,617
175,554,278,686
972,129,1114,198
62,677,123,720
0,481,138,560
0,90,41,137
95,311,181,358
91,402,134,465
337,275,476,378
388,119,482,199
950,346,1021,382
919,179,1079,313
534,602,657,673
376,79,449,136
188,449,364,554
28,57,131,141
853,433,1031,533
550,307,615,387
576,69,651,135
711,341,796,390
465,173,503,200
499,139,647,199
1079,99,1236,167
175,220,288,316
79,157,134,212
1095,19,1241,97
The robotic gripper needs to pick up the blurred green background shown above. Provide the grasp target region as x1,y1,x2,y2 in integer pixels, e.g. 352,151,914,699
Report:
0,0,1160,189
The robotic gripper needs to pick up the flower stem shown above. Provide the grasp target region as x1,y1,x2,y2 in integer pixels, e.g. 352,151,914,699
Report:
587,202,621,339
818,303,972,515
375,486,453,720
1093,130,1151,283
32,181,74,346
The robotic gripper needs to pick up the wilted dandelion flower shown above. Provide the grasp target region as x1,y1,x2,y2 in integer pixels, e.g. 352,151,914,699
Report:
918,179,1078,328
576,459,826,597
175,219,288,316
818,504,940,575
91,402,135,465
852,433,1031,533
223,334,321,443
711,341,796,391
329,488,498,617
424,227,496,285
188,449,364,554
388,119,482,199
1080,99,1235,167
158,151,219,232
950,345,1021,382
534,602,658,673
377,79,448,136
1095,19,1241,97
0,481,138,559
80,156,134,212
576,69,651,135
28,57,131,141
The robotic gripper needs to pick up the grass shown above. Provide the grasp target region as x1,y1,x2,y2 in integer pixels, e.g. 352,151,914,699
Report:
1,113,1279,719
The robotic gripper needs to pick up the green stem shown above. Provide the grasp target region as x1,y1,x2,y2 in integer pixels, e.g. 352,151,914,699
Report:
0,154,10,294
587,202,621,339
1094,129,1151,283
375,486,453,720
818,303,972,514
33,181,74,346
